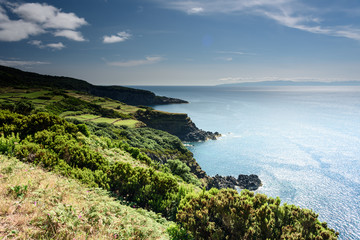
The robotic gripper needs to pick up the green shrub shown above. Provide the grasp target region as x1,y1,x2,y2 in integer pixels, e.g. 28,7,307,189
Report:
110,161,180,216
166,159,200,185
177,189,338,240
0,133,19,155
77,123,90,137
167,224,194,240
13,100,34,115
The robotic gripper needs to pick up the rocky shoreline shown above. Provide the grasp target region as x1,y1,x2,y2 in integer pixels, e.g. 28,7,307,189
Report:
206,174,262,191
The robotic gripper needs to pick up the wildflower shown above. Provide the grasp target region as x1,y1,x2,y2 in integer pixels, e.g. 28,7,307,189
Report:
34,201,37,206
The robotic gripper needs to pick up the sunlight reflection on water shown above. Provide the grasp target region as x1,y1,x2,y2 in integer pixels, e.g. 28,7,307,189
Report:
139,85,360,240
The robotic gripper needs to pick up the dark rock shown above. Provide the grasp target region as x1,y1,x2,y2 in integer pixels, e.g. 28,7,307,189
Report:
237,174,262,191
207,174,262,191
135,109,221,142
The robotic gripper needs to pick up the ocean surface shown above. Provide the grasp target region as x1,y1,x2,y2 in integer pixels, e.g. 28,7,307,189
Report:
135,85,360,239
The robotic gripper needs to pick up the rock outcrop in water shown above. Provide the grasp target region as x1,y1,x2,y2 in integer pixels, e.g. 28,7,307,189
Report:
135,109,221,142
207,174,262,191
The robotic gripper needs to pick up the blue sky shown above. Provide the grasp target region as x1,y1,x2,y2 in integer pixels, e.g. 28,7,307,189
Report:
0,0,360,85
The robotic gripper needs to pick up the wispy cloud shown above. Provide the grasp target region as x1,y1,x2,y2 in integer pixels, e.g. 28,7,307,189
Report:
216,50,255,55
0,1,87,42
29,40,65,50
0,59,50,67
154,0,360,41
187,7,204,15
215,57,233,61
107,56,165,67
103,31,131,44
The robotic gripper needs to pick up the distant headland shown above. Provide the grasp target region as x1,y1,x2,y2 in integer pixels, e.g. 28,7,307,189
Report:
217,80,360,87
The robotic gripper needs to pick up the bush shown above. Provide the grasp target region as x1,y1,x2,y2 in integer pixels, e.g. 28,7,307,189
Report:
0,133,19,155
76,124,90,137
167,224,193,240
166,159,200,185
14,100,34,115
110,161,180,215
177,189,339,240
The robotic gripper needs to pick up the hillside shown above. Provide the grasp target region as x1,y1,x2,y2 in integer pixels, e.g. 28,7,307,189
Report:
0,66,220,142
0,70,339,239
0,155,171,239
0,65,187,106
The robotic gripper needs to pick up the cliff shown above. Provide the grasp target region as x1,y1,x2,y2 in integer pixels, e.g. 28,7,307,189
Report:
135,109,220,142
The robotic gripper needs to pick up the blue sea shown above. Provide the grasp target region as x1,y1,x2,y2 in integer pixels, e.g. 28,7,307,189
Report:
136,85,360,239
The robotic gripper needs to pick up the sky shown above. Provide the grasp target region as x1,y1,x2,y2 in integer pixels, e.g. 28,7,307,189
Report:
0,0,360,86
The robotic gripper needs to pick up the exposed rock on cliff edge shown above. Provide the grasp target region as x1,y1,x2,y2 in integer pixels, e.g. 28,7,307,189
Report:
207,174,262,191
135,109,221,142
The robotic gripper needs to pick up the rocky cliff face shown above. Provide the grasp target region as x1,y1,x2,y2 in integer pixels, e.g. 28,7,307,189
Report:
135,109,220,142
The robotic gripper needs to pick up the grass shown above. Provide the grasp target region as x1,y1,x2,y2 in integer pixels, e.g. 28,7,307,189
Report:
66,91,140,115
0,155,171,239
113,119,140,128
65,115,142,128
0,88,144,129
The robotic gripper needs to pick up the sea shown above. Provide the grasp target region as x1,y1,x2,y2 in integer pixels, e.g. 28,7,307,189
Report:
134,85,360,239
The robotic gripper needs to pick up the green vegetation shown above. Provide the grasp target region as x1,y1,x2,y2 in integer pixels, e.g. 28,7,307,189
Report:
0,68,339,239
0,108,339,239
0,155,171,239
177,188,338,239
0,87,143,128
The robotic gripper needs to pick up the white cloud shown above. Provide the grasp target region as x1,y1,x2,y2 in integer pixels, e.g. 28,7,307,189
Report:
108,56,164,67
0,59,50,67
0,20,44,41
13,3,58,23
187,7,204,14
154,0,360,41
13,3,87,29
28,39,43,47
54,30,85,41
103,31,131,44
262,8,360,41
29,40,66,50
0,1,87,42
46,42,65,50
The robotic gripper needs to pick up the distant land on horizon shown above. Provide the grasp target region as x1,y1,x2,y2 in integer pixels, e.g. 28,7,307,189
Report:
217,80,360,87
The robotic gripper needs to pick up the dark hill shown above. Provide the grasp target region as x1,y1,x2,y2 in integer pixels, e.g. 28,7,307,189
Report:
0,65,187,106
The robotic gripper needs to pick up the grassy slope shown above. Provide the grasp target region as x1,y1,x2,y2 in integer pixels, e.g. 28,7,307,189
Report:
0,155,171,239
0,87,143,128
